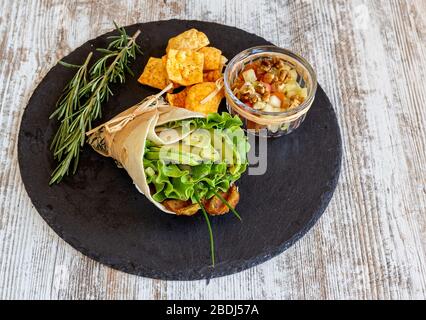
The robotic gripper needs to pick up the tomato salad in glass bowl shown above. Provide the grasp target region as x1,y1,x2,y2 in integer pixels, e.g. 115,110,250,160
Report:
224,46,317,137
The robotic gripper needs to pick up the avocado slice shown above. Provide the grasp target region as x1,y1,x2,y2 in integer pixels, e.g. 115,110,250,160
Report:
183,129,211,149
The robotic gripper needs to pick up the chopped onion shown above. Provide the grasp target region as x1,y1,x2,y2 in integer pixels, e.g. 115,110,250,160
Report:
253,101,267,110
289,69,298,80
242,69,257,83
263,103,280,113
269,95,282,108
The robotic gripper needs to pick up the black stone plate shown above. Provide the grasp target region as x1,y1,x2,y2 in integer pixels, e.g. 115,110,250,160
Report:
18,20,342,280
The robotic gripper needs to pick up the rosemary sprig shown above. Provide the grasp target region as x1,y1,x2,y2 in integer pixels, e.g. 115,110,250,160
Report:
49,53,93,159
49,24,141,184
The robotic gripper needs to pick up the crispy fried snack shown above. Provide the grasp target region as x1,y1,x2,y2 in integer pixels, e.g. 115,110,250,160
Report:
204,185,240,216
166,49,204,86
199,47,222,71
185,82,223,115
220,55,228,66
166,28,210,53
166,87,189,108
163,199,201,216
138,57,171,90
162,185,240,216
203,70,222,82
161,54,167,66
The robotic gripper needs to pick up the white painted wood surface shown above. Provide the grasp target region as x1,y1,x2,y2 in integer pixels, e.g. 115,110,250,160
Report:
0,0,425,300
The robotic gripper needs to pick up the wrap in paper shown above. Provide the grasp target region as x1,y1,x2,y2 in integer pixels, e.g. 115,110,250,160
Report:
87,98,205,214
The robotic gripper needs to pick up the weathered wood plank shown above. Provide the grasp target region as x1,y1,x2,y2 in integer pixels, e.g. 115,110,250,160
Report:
0,0,425,300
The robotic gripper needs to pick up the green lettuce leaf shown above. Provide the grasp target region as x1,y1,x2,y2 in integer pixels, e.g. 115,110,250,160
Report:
143,112,249,204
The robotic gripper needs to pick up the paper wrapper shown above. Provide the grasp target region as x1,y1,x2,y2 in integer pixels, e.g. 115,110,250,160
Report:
87,100,205,214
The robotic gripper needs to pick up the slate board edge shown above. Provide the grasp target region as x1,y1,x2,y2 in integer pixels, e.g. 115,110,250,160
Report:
17,20,342,281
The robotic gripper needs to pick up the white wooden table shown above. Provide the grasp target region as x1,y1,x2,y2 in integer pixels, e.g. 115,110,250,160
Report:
1,0,425,300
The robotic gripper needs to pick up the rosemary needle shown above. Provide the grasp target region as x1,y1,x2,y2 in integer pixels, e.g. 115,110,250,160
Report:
50,24,142,184
49,52,93,160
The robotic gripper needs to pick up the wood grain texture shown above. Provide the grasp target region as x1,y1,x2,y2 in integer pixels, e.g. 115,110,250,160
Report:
0,0,425,300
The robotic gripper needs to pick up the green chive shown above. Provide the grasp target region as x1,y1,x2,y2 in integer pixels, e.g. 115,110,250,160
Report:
195,195,215,267
212,189,242,221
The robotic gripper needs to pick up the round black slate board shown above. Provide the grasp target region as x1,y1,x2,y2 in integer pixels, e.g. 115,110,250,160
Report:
18,20,342,280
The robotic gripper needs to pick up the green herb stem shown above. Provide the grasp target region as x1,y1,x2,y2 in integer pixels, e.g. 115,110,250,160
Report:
212,189,242,221
50,24,141,184
195,194,215,267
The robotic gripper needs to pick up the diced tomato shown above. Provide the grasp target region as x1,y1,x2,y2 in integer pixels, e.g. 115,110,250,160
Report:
243,63,258,74
261,73,275,84
255,67,266,77
244,101,253,108
233,78,244,90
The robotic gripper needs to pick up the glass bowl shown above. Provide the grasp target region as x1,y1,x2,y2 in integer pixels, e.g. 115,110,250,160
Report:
224,46,317,137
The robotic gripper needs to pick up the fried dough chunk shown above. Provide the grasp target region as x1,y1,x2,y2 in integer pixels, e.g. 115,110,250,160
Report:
203,69,222,82
161,185,240,216
185,82,223,115
166,49,204,86
138,57,171,90
163,199,200,216
166,28,210,53
166,87,189,108
199,47,222,71
204,185,240,216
